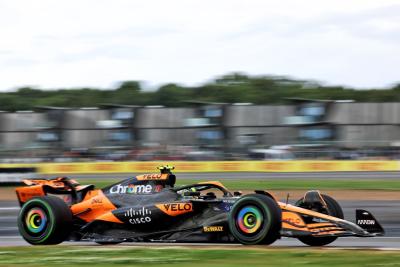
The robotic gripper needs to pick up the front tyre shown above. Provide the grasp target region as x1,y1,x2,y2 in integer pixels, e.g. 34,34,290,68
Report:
229,194,281,245
296,194,344,246
18,196,73,245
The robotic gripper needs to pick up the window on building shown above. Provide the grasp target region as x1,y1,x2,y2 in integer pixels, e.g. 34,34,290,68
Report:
109,131,132,142
37,132,59,142
111,110,134,120
299,128,333,141
197,130,223,140
299,105,325,117
237,134,259,145
297,103,326,122
203,108,222,117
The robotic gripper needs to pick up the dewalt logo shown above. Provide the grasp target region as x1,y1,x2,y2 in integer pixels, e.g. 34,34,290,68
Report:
203,226,224,232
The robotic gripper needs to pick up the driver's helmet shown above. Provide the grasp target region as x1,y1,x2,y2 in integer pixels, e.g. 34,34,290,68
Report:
157,165,176,187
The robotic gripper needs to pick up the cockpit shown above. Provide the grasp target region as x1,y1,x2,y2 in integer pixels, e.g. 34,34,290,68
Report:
174,182,234,200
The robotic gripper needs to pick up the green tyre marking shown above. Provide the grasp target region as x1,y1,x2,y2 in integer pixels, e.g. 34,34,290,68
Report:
19,198,56,244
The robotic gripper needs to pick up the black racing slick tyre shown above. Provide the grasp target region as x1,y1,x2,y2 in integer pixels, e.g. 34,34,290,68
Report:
296,194,344,246
18,196,73,245
228,194,281,245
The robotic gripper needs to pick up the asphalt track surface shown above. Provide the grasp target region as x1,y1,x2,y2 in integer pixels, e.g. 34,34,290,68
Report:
2,199,400,248
1,171,400,248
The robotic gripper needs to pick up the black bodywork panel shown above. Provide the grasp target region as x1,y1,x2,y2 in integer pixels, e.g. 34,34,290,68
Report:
77,175,237,243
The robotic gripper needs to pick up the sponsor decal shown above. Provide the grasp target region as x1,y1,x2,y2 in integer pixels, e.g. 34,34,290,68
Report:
174,162,202,171
218,202,233,212
260,162,286,171
203,226,224,232
156,203,193,216
216,162,241,171
132,162,156,172
307,162,335,171
357,162,381,171
357,220,375,225
94,163,118,172
222,199,235,203
91,197,103,205
136,174,168,181
55,164,81,173
310,227,340,233
110,184,153,194
283,218,302,225
124,207,152,224
154,185,164,192
282,212,306,227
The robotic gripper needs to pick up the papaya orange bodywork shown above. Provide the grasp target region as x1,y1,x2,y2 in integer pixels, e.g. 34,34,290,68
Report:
282,211,307,228
70,190,118,222
95,212,123,223
279,202,346,223
16,185,45,203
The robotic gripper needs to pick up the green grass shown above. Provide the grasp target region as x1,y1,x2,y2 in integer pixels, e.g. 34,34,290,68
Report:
0,246,399,267
79,178,400,191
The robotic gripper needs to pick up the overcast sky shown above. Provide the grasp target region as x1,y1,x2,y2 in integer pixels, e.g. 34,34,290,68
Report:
0,0,399,91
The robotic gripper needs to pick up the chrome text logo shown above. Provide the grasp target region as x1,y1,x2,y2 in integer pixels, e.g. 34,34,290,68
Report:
110,184,152,194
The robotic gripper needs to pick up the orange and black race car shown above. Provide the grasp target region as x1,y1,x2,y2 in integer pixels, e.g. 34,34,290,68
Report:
15,165,384,246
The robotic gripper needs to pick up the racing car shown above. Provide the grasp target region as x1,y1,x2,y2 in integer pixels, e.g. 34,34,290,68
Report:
15,165,384,246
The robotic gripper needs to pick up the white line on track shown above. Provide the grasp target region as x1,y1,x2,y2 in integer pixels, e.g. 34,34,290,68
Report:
0,216,18,220
0,207,19,211
339,237,400,240
326,247,400,251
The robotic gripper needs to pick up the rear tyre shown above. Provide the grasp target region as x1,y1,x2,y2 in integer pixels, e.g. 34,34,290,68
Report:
18,196,73,245
229,194,281,245
296,194,344,246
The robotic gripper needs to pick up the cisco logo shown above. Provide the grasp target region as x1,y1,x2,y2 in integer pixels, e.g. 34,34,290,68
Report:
124,207,152,225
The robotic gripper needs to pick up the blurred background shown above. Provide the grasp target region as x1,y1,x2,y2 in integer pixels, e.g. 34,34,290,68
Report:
0,75,399,163
0,1,399,164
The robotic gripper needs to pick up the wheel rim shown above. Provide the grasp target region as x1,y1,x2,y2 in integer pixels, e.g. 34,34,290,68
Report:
25,207,48,235
236,205,264,234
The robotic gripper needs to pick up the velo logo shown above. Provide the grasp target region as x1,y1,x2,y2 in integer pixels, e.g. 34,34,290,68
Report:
156,203,193,216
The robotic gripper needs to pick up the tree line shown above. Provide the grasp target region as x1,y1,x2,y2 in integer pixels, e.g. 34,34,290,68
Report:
1,73,399,111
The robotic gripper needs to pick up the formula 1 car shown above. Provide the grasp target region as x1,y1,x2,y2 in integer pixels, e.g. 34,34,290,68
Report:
15,165,384,246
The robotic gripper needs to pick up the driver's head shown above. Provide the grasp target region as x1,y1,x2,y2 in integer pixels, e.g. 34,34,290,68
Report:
158,165,175,174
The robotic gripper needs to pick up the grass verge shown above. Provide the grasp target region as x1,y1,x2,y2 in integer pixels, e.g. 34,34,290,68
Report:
79,178,400,191
0,246,399,267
